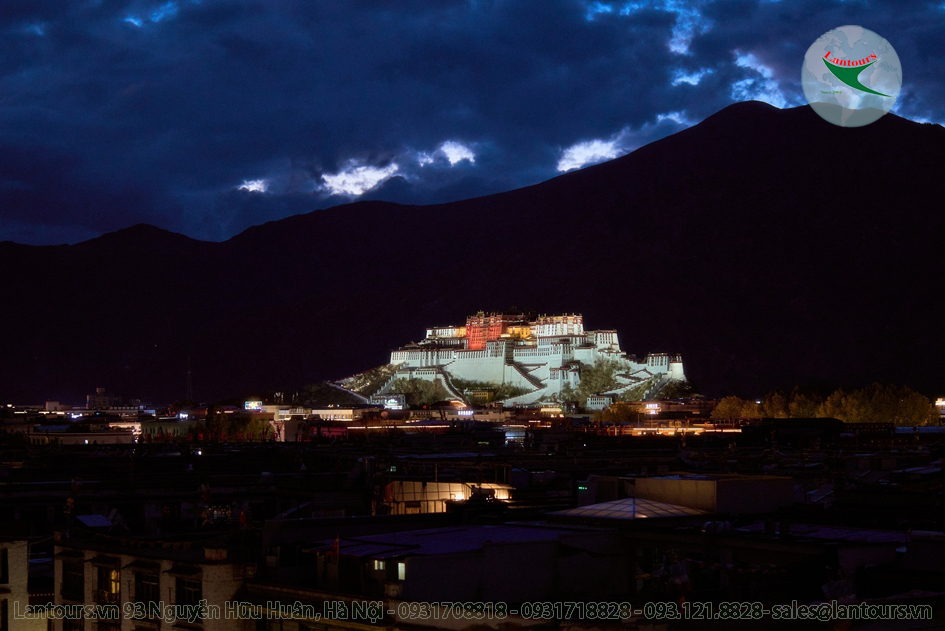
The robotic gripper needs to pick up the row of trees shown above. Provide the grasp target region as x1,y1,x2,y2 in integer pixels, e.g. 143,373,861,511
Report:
450,378,529,401
711,384,939,426
557,359,632,406
198,406,275,440
387,378,449,407
594,402,644,425
555,359,697,407
293,382,363,407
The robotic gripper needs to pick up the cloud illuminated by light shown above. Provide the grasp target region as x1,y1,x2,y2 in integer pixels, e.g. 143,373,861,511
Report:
672,67,712,86
557,139,620,172
238,179,268,193
735,52,773,79
891,90,937,122
585,2,614,20
618,1,648,15
415,141,475,167
731,51,790,108
594,1,709,55
124,2,179,27
657,111,695,125
322,163,399,196
665,1,710,55
439,141,475,165
150,2,179,22
557,110,696,172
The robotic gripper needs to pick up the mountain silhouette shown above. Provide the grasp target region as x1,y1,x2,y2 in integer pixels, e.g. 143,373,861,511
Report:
2,101,943,404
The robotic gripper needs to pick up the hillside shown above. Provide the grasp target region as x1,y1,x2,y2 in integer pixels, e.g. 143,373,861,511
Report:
2,101,943,403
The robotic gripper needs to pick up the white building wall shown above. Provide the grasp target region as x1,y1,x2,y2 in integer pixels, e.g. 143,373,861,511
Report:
385,318,685,406
425,326,464,339
1,540,39,631
591,330,620,349
533,317,584,337
502,386,550,406
444,357,506,384
502,364,543,390
668,360,686,382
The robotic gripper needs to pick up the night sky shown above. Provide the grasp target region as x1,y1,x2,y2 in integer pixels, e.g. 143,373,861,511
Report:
2,0,941,245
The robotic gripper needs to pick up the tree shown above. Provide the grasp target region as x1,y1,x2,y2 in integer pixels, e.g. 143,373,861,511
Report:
816,390,843,419
337,364,398,397
205,404,229,440
450,378,528,401
893,388,939,426
556,383,579,405
234,415,273,440
294,382,362,407
713,384,936,426
740,400,764,418
762,391,790,418
816,383,937,425
656,380,698,400
858,383,936,425
388,378,449,407
575,359,621,404
711,396,763,419
594,402,641,425
618,377,655,403
711,396,750,420
788,388,823,418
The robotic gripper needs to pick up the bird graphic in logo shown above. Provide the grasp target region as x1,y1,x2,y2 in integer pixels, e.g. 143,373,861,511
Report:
822,52,892,97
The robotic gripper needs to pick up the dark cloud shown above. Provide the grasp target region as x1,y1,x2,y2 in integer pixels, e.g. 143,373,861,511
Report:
1,0,942,243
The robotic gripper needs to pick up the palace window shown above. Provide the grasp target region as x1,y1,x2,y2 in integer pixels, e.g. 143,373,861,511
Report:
61,561,84,601
135,571,159,611
175,578,202,608
97,567,120,604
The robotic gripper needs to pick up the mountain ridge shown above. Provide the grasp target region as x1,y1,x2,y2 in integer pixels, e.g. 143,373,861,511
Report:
1,101,942,404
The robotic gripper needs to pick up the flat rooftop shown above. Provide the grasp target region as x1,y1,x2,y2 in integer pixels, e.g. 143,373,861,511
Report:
554,497,708,521
307,522,607,559
735,523,909,544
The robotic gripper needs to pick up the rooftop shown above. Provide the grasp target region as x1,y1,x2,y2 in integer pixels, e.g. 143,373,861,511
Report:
553,497,708,520
734,523,909,544
307,522,606,559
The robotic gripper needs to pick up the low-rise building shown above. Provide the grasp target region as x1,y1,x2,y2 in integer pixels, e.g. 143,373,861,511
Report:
0,539,42,631
383,481,513,515
53,532,256,631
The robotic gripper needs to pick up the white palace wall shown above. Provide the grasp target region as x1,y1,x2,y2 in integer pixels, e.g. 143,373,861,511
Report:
382,318,685,404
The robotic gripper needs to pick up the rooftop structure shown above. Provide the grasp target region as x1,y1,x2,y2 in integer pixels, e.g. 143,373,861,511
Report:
554,497,707,521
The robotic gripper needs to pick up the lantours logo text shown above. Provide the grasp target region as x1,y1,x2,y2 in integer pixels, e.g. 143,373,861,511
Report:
821,51,891,97
824,52,876,67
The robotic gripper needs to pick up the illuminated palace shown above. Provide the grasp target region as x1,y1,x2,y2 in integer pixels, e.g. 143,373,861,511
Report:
379,312,685,405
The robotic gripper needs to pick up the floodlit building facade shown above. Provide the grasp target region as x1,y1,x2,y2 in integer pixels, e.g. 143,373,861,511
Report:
380,312,685,405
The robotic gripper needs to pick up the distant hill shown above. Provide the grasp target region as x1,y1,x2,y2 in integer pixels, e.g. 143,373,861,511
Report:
2,101,943,404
